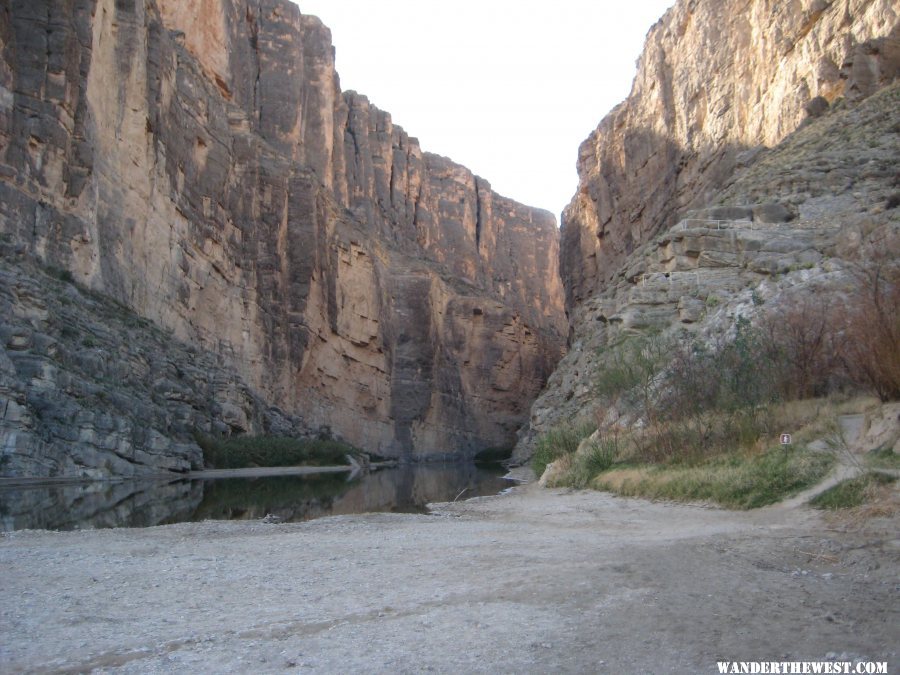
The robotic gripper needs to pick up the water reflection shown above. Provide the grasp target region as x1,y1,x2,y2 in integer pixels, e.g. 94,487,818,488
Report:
0,479,203,532
0,463,514,532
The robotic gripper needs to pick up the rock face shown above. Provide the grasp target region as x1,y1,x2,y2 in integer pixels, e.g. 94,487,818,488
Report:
514,78,900,462
560,0,900,313
0,0,565,476
515,0,900,461
0,248,310,478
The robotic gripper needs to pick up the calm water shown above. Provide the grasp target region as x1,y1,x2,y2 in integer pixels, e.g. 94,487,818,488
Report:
0,464,515,532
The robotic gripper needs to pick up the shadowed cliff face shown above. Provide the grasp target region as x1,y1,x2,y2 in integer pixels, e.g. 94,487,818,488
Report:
512,0,900,461
0,0,565,474
561,0,900,313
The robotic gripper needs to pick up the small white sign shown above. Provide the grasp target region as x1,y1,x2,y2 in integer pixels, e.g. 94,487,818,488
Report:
780,433,792,445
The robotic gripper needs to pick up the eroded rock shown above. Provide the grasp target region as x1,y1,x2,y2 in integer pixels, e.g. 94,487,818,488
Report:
0,0,566,475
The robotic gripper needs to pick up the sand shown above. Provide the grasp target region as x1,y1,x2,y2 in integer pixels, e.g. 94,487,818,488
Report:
1,485,897,673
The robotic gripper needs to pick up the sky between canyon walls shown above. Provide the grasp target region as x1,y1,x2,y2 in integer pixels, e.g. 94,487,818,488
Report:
292,0,675,221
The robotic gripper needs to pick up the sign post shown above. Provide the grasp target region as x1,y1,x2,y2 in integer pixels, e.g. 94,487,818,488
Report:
780,433,792,445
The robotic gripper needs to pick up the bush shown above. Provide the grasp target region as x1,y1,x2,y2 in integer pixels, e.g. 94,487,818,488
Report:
593,333,671,410
565,437,619,488
583,438,618,474
614,320,779,463
759,294,845,400
194,433,356,469
810,472,897,509
838,239,900,401
664,319,779,414
753,236,899,403
531,422,595,479
46,265,74,283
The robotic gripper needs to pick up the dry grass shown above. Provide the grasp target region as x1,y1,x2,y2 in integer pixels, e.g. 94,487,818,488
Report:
820,479,900,528
770,396,881,444
588,468,650,492
591,447,833,509
549,396,895,509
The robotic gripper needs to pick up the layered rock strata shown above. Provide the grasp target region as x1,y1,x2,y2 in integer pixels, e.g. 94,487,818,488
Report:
561,0,900,312
515,0,900,460
0,247,308,478
514,77,900,461
0,0,565,476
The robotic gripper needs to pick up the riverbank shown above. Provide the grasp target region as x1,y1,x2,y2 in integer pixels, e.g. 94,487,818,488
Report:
1,486,897,673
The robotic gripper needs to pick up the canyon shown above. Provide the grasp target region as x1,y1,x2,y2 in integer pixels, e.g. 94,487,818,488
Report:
1,1,898,670
1,0,898,479
0,0,565,477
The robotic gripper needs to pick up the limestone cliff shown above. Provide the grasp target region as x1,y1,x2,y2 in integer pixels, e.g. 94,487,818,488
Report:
0,0,566,476
514,79,900,463
560,0,899,312
515,0,899,461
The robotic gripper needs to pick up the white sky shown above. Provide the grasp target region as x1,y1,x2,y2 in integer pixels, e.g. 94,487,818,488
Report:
291,1,674,219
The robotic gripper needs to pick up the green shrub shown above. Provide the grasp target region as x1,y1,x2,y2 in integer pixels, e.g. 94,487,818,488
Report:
565,437,618,488
810,472,897,509
594,334,671,400
46,265,74,283
194,433,356,469
531,422,595,478
624,320,779,462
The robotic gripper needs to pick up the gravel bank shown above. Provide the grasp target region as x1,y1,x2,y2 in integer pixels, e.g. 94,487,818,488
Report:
1,486,897,673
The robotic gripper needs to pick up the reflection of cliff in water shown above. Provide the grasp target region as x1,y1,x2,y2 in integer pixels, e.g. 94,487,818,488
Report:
193,464,512,523
331,464,511,516
0,479,203,531
192,472,354,522
0,464,513,531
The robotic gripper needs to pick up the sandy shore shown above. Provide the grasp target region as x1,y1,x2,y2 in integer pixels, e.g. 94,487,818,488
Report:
1,485,897,673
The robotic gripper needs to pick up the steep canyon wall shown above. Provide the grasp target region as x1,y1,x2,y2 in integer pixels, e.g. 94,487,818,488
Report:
0,0,566,474
561,0,899,313
514,0,899,460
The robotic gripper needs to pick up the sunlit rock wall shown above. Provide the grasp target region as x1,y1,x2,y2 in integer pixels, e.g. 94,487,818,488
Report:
0,0,566,474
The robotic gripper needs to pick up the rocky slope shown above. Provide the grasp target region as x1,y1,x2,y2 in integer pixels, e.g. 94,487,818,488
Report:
515,75,900,461
560,0,899,313
0,0,566,477
0,244,313,478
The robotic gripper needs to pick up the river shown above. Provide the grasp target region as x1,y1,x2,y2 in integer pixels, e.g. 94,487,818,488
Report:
0,463,515,531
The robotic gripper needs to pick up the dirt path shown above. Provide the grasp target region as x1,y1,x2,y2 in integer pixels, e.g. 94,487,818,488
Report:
1,486,897,674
